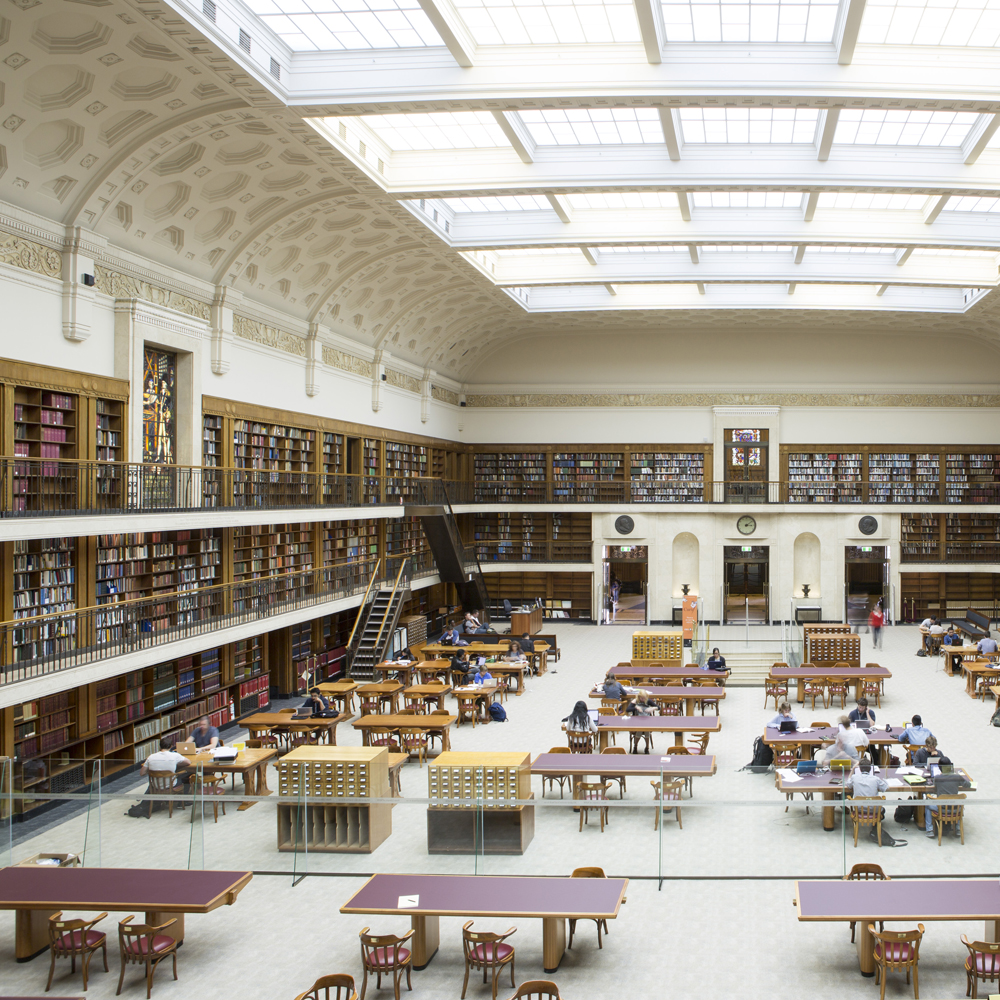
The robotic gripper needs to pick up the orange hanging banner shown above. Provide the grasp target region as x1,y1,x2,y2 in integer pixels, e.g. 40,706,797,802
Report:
682,596,698,641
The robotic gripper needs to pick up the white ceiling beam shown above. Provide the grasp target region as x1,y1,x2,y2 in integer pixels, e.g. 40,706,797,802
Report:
923,194,950,224
688,244,699,263
788,283,796,294
962,113,1000,165
605,283,618,295
895,247,914,265
696,282,706,294
803,192,820,221
491,111,535,164
794,245,806,263
546,193,571,223
581,246,598,265
816,109,840,162
877,283,889,296
677,191,691,221
632,0,666,64
835,0,868,66
415,0,476,67
658,108,682,161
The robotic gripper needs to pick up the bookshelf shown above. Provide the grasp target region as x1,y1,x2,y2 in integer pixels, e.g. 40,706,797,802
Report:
11,537,77,663
13,389,77,511
474,512,542,561
232,420,314,471
474,452,547,502
322,432,344,500
945,513,1000,563
362,438,381,502
630,452,706,502
552,452,624,501
946,453,1000,503
202,414,223,507
901,571,1000,622
481,570,592,620
233,524,314,580
786,453,862,502
385,516,426,557
322,519,378,565
900,515,940,562
385,441,428,498
94,398,124,506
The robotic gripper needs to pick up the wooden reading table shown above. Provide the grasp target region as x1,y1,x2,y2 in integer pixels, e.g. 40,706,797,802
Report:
961,660,1000,698
187,747,277,809
453,683,499,724
341,872,627,973
421,642,550,675
771,665,891,702
356,681,404,713
532,752,717,797
589,685,726,716
763,724,901,765
402,683,451,711
372,661,417,685
316,679,358,715
352,713,457,753
942,644,981,677
609,666,722,685
595,715,721,751
795,878,1000,976
413,658,452,684
0,866,252,961
241,711,350,745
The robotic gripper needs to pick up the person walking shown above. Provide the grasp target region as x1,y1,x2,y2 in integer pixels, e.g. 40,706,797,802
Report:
868,600,884,650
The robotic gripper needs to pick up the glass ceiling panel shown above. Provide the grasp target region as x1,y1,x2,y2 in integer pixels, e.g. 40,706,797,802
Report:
660,0,838,42
565,192,679,210
438,195,553,212
520,109,664,146
947,196,1000,213
350,112,510,150
678,109,819,143
816,192,928,210
806,245,897,253
244,0,443,51
833,110,979,147
858,0,1000,46
493,247,585,256
700,244,795,251
596,245,689,252
911,248,998,257
692,191,803,208
454,0,640,44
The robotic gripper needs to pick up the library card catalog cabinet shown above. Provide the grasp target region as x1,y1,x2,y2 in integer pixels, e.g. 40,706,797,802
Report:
427,752,534,856
276,747,392,854
631,630,684,664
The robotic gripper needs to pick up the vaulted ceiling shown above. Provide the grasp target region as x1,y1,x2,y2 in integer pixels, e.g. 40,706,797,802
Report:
2,0,1000,381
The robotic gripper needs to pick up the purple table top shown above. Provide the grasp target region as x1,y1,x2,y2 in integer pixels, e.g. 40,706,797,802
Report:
610,667,708,677
797,879,1000,920
777,667,891,677
342,874,628,919
776,765,972,792
764,725,901,746
590,686,726,698
598,715,720,731
0,867,252,911
532,752,717,776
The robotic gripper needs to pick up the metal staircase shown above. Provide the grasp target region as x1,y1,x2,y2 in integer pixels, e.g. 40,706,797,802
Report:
346,558,411,680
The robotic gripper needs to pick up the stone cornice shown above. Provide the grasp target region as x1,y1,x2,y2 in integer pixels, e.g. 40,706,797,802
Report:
464,392,1000,408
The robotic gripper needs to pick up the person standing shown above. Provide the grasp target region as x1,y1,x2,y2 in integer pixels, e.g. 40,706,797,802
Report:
868,601,884,650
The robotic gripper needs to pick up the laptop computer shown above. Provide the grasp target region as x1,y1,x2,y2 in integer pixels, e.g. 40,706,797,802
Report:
175,741,197,755
779,719,798,733
796,760,817,774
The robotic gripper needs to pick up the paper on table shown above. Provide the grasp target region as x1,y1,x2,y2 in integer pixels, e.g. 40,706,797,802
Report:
779,769,803,781
398,895,419,908
886,779,907,789
895,765,922,775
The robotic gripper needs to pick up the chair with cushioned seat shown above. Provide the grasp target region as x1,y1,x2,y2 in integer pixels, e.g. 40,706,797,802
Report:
844,862,889,942
696,681,722,715
930,794,966,844
541,746,572,799
764,674,789,710
686,731,710,755
359,926,413,1000
189,772,226,824
651,778,684,830
426,709,451,753
145,770,177,819
599,746,628,798
869,922,923,1000
849,797,885,847
294,973,358,1000
504,982,562,1000
567,730,594,754
567,867,611,950
962,935,1000,998
461,921,516,1000
826,672,850,709
46,909,108,993
803,677,828,710
577,781,610,832
116,915,178,998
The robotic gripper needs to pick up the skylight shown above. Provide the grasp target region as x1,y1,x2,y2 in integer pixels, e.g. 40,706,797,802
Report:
700,245,795,252
691,191,803,208
911,248,998,258
946,196,1000,213
493,247,585,256
858,0,1000,47
678,109,819,144
806,245,897,254
816,192,929,211
596,245,689,253
350,112,510,151
437,195,553,213
833,110,979,147
565,193,680,210
244,0,443,51
520,109,664,146
660,0,838,42
453,0,640,44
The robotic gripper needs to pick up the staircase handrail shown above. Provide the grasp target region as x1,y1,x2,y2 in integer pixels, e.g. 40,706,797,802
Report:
371,556,411,658
346,558,381,668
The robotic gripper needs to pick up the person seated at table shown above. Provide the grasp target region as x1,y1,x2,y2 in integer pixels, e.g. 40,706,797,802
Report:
472,663,493,686
705,648,727,671
602,673,627,701
519,633,535,653
898,714,934,746
920,616,937,629
300,687,330,716
563,700,598,734
928,620,946,635
187,715,221,749
504,641,526,662
767,702,798,728
942,627,961,647
924,757,971,837
845,759,888,799
450,649,472,685
848,697,877,726
836,714,870,754
816,728,861,767
396,647,416,662
912,735,942,766
463,612,488,634
625,692,655,716
977,631,998,655
441,624,468,646
140,737,195,789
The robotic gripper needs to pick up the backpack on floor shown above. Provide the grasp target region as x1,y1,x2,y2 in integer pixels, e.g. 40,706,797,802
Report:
991,707,1000,727
744,736,773,772
489,702,507,723
894,802,915,824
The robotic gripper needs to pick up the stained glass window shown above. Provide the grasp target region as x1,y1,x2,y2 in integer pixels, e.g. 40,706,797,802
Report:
749,448,761,466
731,429,761,442
732,450,745,466
143,348,176,465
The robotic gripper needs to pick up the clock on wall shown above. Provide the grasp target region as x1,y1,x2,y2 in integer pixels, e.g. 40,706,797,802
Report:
614,515,634,535
859,516,878,536
737,515,756,536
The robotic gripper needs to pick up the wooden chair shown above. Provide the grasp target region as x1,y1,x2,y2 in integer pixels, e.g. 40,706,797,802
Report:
696,681,722,715
627,726,653,754
460,921,516,1000
764,675,788,709
294,974,358,1000
358,927,413,1000
803,677,828,710
46,910,108,992
455,692,482,728
566,730,594,754
189,772,226,824
976,670,1000,701
398,727,428,768
359,695,382,716
503,982,562,1000
657,698,681,717
367,727,401,753
577,781,610,832
116,915,178,998
844,863,889,942
651,778,684,830
826,677,849,709
687,731,710,755
663,745,694,795
329,690,356,715
849,796,885,847
962,935,1000,999
773,741,800,771
145,770,177,819
567,867,610,950
930,794,965,844
810,720,833,730
862,679,883,707
869,922,923,1000
599,746,627,798
403,694,428,714
541,747,572,799
426,710,450,753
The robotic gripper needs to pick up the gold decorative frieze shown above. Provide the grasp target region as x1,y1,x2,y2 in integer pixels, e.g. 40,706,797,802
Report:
385,368,419,393
322,345,373,378
464,392,1000,409
95,265,210,320
431,384,461,406
233,315,306,356
0,230,61,278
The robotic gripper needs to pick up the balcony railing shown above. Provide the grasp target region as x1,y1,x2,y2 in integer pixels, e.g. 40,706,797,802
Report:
0,553,436,687
473,540,594,563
